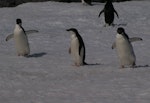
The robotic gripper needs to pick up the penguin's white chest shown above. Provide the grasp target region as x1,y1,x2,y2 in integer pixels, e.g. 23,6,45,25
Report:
70,34,83,65
71,34,79,56
116,34,135,66
14,25,30,56
14,26,25,39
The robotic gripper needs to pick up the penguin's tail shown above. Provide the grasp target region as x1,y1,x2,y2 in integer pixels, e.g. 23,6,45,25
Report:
83,62,88,65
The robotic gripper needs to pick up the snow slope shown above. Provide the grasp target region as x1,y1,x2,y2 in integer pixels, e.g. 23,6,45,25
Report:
0,1,150,103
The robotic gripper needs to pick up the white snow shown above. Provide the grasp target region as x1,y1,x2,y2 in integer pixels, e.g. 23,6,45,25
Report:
0,1,150,103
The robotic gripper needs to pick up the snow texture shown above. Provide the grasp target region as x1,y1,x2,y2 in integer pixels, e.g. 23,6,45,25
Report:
0,1,150,103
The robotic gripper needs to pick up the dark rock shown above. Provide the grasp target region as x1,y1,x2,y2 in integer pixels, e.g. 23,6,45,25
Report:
0,0,131,7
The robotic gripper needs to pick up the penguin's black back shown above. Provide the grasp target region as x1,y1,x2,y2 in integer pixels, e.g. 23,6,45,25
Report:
78,35,86,64
104,0,115,25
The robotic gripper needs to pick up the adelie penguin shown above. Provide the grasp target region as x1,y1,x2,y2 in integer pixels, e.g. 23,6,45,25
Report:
66,28,87,67
112,27,142,68
98,0,119,26
6,18,38,57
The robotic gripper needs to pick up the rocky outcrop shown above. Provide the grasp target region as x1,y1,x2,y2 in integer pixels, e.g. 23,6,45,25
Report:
0,0,131,7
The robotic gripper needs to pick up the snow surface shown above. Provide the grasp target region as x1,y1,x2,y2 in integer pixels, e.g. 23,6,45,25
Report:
0,1,150,103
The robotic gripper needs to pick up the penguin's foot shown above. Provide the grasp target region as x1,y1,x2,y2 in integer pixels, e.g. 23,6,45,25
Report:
23,54,29,57
72,63,78,67
120,63,136,69
18,53,23,56
72,64,80,67
104,23,113,27
120,65,125,69
75,63,81,67
18,53,29,57
131,66,136,69
111,24,115,27
104,24,107,27
72,62,84,67
130,63,136,69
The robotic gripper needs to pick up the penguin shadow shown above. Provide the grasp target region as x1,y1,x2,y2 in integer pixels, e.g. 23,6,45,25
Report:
134,65,150,68
85,63,102,66
27,52,47,58
113,23,127,27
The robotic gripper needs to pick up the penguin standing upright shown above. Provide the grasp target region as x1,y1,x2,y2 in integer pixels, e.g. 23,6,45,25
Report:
98,0,119,26
112,27,142,68
6,18,38,56
66,28,87,66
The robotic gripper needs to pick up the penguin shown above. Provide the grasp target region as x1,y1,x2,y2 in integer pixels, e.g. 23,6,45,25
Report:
98,0,119,26
81,0,92,6
6,18,38,56
66,28,87,66
112,27,142,68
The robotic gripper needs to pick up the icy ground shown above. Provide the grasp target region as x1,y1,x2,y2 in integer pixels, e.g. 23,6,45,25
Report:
0,1,150,103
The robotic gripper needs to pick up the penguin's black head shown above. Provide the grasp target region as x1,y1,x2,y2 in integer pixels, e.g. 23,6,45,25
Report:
117,27,129,39
66,28,78,34
117,27,125,35
16,18,22,25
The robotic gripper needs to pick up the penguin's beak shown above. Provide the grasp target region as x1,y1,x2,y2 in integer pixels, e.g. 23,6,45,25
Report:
66,29,70,31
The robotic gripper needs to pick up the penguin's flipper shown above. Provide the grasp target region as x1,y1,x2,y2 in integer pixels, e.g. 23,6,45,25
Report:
129,37,143,42
114,10,119,18
112,42,116,49
6,34,14,41
25,30,39,35
98,9,104,17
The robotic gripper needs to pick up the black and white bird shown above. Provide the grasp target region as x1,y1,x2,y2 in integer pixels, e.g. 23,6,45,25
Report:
112,27,142,68
66,28,87,66
98,0,119,26
6,18,38,56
